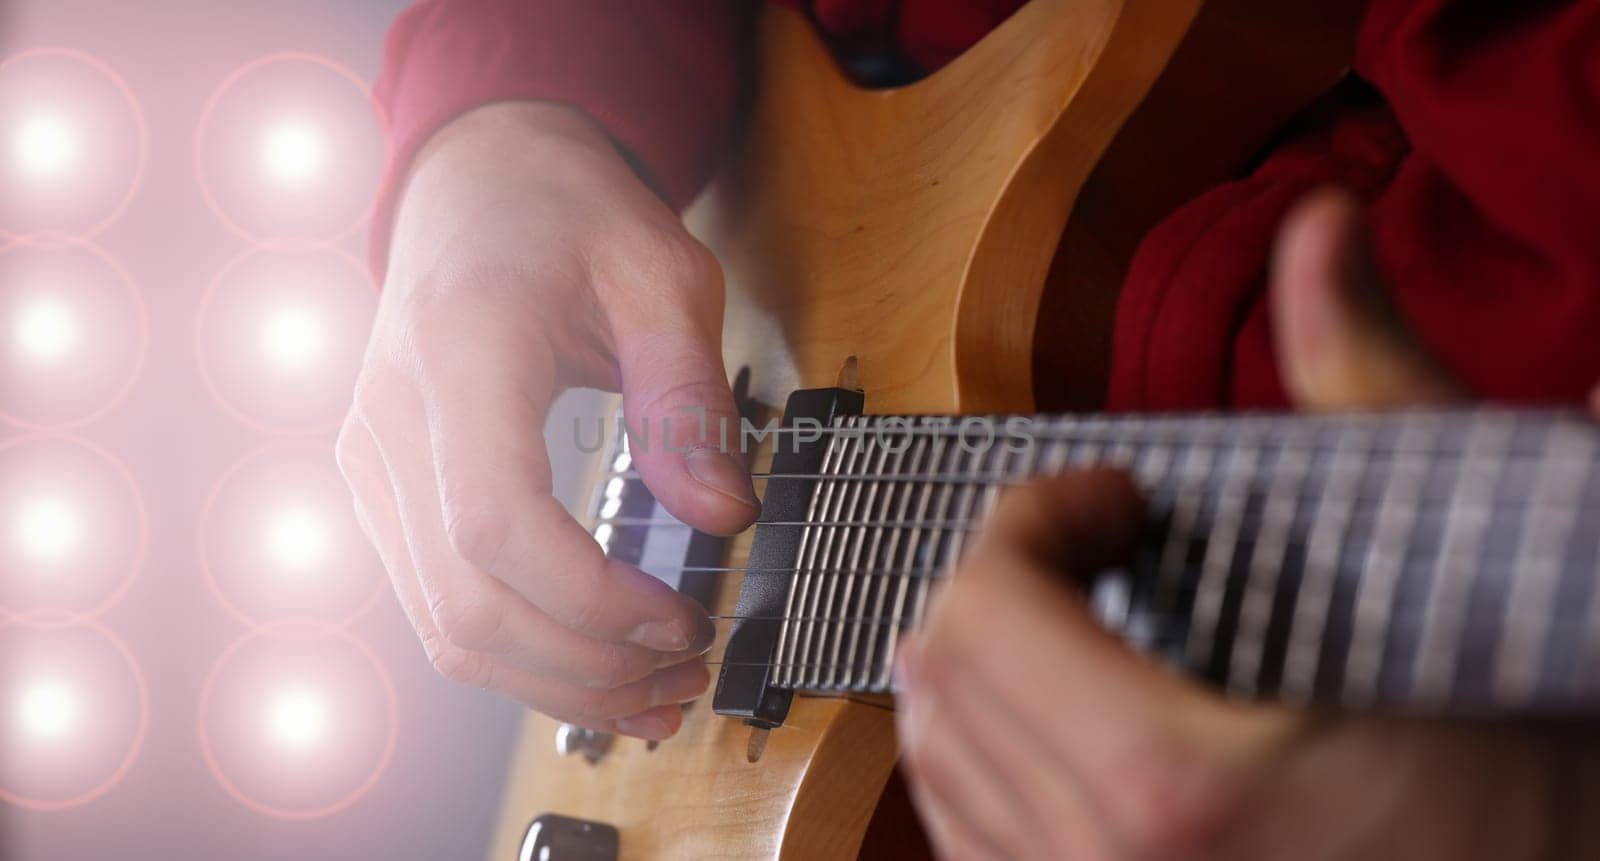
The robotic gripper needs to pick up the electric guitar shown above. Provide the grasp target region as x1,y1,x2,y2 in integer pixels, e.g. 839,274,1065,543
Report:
488,2,1600,858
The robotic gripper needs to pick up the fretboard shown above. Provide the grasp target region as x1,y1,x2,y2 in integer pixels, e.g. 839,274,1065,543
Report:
748,408,1600,717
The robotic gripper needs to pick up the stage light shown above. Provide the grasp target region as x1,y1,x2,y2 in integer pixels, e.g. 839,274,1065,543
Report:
264,507,328,572
259,303,325,371
260,120,323,186
14,496,82,566
13,298,82,365
11,113,79,181
13,678,81,745
266,687,328,753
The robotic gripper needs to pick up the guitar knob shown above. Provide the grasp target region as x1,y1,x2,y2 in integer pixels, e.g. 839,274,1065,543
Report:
519,813,618,861
554,723,614,764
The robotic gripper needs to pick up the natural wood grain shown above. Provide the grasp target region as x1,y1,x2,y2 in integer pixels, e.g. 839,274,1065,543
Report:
700,0,1202,415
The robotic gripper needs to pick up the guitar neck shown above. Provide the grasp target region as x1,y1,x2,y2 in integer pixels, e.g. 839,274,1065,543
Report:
717,405,1600,720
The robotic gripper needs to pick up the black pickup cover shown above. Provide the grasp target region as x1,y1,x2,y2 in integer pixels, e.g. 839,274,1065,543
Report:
712,387,864,727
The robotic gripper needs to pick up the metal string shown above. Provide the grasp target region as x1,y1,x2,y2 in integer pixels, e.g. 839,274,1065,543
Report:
613,452,1589,485
596,498,1600,532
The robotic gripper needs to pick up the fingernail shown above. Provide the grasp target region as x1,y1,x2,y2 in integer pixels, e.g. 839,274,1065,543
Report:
689,613,717,654
616,713,673,740
685,447,759,510
627,620,690,652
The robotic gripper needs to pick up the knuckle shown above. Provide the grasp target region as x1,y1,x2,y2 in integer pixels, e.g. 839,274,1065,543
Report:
559,557,611,635
333,420,368,481
564,582,608,637
430,590,505,653
442,502,511,573
648,231,723,292
428,642,492,688
348,369,403,429
587,641,640,690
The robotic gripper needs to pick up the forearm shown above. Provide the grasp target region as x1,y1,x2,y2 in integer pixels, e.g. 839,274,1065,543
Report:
370,0,752,280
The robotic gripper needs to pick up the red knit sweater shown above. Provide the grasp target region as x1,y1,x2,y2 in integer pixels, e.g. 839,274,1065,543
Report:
372,0,1600,410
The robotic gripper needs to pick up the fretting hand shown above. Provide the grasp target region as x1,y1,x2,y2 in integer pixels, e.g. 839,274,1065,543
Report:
895,189,1600,860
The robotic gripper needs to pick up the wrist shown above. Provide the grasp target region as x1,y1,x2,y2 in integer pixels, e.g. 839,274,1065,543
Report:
402,101,628,206
417,101,617,170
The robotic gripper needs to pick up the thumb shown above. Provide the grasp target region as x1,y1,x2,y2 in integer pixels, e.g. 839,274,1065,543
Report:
1270,188,1464,410
612,288,759,538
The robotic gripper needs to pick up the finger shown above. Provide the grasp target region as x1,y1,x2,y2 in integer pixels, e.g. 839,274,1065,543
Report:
367,371,712,693
606,243,760,538
894,639,1049,860
1271,187,1465,410
403,298,714,653
929,472,1298,851
897,637,1109,859
337,417,449,658
909,787,1009,861
966,467,1147,578
473,658,709,733
341,416,662,734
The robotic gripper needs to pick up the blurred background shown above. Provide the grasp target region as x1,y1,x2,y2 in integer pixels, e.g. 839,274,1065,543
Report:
0,1,541,858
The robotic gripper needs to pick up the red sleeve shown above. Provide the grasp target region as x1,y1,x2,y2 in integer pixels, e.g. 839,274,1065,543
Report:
1108,0,1600,411
368,0,750,281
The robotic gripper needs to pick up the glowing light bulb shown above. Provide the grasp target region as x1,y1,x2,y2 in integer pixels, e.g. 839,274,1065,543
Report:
14,679,80,744
266,688,328,752
265,508,329,572
13,299,81,364
260,304,325,371
12,113,79,180
15,496,82,565
260,121,324,185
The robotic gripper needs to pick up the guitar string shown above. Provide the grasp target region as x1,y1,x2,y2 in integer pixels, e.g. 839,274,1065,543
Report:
693,604,1586,674
607,448,1594,485
598,411,1582,441
696,606,1574,630
595,499,1600,531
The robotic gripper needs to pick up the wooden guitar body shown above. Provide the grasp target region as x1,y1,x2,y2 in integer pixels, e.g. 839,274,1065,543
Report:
489,2,1359,857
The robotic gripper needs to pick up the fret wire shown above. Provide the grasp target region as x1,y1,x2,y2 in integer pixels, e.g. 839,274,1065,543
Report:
773,422,847,687
1227,422,1314,696
1574,489,1600,699
1344,417,1435,705
878,431,952,689
1410,417,1510,704
835,428,904,688
1184,436,1260,673
1494,424,1594,703
796,418,861,686
806,418,872,689
793,417,851,686
858,432,931,691
915,423,997,632
1280,423,1371,702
